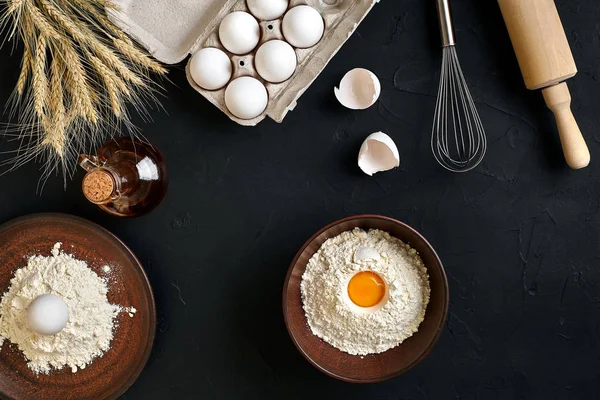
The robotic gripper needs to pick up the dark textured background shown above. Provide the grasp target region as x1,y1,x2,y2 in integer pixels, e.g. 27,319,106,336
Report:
1,0,600,398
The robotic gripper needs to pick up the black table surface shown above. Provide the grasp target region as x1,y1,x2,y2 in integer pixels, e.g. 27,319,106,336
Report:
1,0,600,399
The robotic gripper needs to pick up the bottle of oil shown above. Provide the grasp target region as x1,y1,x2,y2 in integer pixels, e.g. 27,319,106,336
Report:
79,138,168,217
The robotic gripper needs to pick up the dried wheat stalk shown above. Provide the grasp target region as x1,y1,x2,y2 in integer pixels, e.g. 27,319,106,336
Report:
1,0,167,186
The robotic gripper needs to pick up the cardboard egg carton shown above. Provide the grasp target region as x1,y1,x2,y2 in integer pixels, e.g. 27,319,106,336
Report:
109,0,379,126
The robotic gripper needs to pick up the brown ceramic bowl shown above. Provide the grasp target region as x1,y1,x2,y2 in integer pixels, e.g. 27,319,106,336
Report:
283,215,449,383
0,213,156,400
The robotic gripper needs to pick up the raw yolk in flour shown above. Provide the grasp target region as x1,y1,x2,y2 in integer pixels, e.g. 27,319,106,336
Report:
347,271,385,307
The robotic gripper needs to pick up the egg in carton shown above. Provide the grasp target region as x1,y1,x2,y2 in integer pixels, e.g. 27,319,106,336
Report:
108,0,380,126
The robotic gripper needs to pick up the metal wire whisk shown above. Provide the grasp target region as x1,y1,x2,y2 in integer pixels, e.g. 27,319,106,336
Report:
432,0,487,172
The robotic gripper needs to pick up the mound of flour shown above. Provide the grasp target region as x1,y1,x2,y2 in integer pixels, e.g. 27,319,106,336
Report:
301,228,430,355
0,243,135,374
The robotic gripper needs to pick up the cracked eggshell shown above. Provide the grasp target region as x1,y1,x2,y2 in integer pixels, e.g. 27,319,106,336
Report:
358,132,400,176
354,247,381,263
334,68,381,110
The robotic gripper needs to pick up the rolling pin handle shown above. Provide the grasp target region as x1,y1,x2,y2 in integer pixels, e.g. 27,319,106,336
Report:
542,82,590,170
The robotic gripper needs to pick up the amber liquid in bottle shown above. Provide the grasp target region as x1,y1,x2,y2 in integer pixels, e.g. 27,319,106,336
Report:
79,138,168,217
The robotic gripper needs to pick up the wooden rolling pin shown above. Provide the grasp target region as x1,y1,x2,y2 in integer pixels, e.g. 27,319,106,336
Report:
497,0,590,169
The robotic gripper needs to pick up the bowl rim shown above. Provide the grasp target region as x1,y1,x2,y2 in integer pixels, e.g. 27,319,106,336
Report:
282,214,449,383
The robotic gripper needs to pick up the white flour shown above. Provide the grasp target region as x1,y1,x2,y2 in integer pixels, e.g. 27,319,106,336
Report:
301,228,430,355
0,243,135,374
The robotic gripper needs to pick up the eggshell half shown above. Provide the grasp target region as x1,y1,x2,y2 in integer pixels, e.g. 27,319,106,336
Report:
334,68,381,110
354,246,381,263
358,132,400,176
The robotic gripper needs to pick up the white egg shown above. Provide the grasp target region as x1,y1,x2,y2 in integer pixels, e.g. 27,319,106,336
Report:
219,11,260,55
225,77,268,119
189,48,232,90
27,294,69,336
255,40,297,83
247,0,289,20
282,5,324,49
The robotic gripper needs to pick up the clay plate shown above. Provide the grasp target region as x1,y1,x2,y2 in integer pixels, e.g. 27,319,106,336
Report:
0,213,155,400
283,215,449,383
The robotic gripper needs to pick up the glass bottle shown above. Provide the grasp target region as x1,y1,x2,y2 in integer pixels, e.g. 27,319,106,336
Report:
79,138,168,217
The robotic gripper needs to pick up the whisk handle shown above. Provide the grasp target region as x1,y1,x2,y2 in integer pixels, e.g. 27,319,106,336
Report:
436,0,455,47
542,82,590,169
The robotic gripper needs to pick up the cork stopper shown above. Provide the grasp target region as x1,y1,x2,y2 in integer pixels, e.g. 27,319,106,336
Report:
82,170,114,204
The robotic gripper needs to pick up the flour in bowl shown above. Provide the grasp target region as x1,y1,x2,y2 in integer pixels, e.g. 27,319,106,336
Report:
0,243,136,374
300,228,430,355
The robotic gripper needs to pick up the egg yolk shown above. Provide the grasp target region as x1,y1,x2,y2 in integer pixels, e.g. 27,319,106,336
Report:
347,271,386,308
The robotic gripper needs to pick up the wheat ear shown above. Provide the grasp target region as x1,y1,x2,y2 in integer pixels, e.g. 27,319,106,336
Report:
86,50,130,117
54,0,165,75
113,38,167,74
8,0,26,14
40,0,146,86
31,34,48,119
58,41,98,124
25,1,62,40
16,41,32,96
93,42,145,86
42,55,66,155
